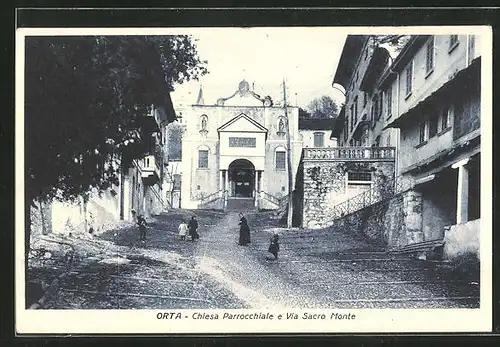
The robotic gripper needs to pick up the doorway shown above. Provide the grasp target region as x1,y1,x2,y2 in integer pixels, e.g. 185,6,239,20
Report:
228,159,255,198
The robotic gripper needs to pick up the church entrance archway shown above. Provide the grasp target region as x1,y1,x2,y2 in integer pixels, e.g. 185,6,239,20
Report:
228,159,255,198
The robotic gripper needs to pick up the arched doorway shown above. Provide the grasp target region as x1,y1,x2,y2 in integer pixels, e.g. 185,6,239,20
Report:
228,159,255,198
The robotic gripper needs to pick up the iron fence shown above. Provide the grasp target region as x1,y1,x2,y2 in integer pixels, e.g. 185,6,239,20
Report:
331,175,415,220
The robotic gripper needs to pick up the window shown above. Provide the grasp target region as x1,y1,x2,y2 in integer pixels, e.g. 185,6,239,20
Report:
419,122,427,144
344,118,348,141
371,94,380,121
347,171,372,196
275,151,286,170
425,38,435,75
374,135,381,147
429,114,438,138
405,61,413,96
354,97,358,124
350,104,354,132
363,92,367,107
386,133,391,147
449,35,459,51
377,93,383,121
313,132,325,147
173,174,181,190
386,87,392,118
198,149,208,168
348,172,372,181
441,105,452,130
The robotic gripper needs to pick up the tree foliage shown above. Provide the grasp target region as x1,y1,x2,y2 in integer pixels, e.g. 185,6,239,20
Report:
298,107,311,118
306,95,339,119
372,35,412,55
166,121,184,161
25,35,207,203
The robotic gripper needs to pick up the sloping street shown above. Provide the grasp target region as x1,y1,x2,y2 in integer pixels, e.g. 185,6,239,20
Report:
27,210,479,310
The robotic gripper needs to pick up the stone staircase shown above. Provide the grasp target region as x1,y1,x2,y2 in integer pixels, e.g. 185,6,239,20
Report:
247,211,480,308
225,197,256,212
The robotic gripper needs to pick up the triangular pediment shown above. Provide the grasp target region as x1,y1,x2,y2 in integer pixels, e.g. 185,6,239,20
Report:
218,114,268,133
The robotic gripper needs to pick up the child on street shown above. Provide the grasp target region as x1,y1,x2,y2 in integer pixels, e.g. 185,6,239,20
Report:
137,215,147,242
178,219,189,241
267,234,280,260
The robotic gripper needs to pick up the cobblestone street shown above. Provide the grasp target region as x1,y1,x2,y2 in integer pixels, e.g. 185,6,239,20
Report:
27,210,480,310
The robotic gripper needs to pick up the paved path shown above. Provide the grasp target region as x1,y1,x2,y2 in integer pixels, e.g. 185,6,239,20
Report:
190,211,479,309
32,210,479,309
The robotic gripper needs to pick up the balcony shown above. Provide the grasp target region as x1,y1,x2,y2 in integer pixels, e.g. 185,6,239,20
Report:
140,154,160,185
303,146,396,161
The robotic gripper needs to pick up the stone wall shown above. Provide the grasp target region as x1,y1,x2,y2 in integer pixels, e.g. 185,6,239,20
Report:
443,219,480,260
329,190,423,248
301,159,395,229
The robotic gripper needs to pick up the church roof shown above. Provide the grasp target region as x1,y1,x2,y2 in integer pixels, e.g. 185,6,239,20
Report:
217,79,265,106
299,117,337,131
196,85,205,105
217,113,268,133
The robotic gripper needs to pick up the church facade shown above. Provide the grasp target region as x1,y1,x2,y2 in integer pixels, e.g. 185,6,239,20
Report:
179,80,305,210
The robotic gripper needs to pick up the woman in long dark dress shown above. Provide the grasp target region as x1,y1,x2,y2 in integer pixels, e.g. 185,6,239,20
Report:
238,213,251,245
188,216,199,241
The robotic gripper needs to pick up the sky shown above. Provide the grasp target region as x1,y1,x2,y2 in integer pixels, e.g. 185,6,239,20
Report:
169,27,347,110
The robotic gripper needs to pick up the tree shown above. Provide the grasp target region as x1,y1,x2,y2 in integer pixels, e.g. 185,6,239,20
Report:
298,107,311,118
372,35,412,55
306,95,339,119
166,121,184,161
24,35,207,258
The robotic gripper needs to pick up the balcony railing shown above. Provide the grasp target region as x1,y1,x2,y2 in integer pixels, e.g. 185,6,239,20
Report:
303,146,396,161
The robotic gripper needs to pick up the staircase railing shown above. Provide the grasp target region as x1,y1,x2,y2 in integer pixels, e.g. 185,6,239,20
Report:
149,185,170,211
260,191,280,205
278,193,289,213
331,175,414,220
199,190,227,207
200,190,222,205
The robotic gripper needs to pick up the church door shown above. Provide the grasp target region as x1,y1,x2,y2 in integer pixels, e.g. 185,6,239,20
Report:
228,159,255,198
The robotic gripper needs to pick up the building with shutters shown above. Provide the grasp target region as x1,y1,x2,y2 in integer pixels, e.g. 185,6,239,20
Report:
383,34,482,258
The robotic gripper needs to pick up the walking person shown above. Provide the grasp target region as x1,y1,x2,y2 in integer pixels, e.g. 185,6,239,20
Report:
137,214,147,243
238,212,251,246
188,216,199,241
267,234,280,260
178,219,188,241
